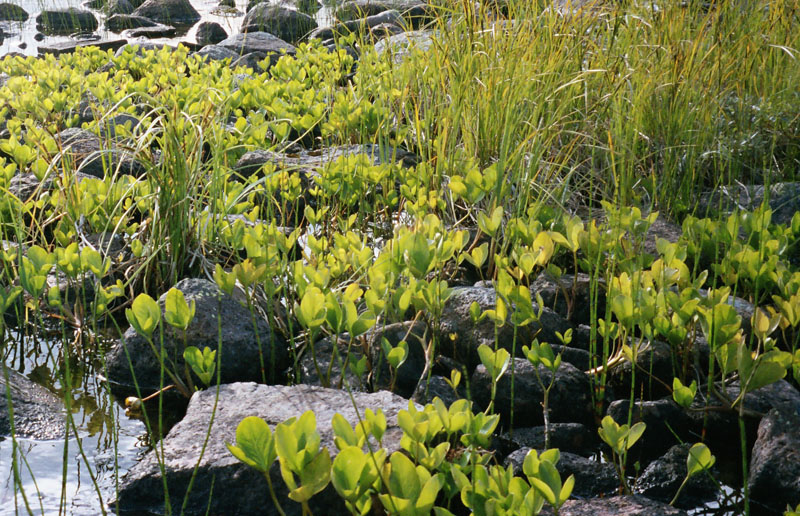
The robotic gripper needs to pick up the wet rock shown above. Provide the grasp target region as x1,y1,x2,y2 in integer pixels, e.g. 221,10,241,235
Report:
218,31,296,61
335,0,432,26
0,3,29,21
106,14,159,31
193,44,240,62
121,23,177,38
607,398,696,466
748,406,800,513
698,182,800,227
369,321,428,398
635,443,718,508
115,383,411,515
472,358,593,428
505,423,598,457
308,9,402,41
298,334,367,391
530,271,604,327
232,144,417,179
107,0,135,15
132,0,200,26
36,9,98,34
559,495,689,516
374,30,434,64
105,278,289,395
241,4,317,45
437,286,571,368
0,365,64,440
505,448,618,497
195,21,227,46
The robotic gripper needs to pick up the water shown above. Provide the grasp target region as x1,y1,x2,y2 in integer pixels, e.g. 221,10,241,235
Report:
0,0,337,57
0,330,146,516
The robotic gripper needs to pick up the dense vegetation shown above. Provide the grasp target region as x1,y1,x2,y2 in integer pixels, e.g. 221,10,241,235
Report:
1,0,799,514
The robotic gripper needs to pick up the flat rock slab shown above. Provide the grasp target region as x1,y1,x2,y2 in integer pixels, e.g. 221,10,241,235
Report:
115,383,411,515
39,38,128,56
1,365,65,440
218,31,296,59
558,495,688,515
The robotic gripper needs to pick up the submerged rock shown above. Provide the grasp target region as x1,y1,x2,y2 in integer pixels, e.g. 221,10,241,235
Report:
0,3,29,21
132,0,200,26
105,278,289,395
241,4,317,44
0,365,64,440
748,406,800,513
36,9,98,34
115,383,411,515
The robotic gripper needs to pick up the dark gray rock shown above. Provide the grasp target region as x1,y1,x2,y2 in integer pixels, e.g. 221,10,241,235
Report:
231,51,271,72
8,171,95,203
412,374,465,406
195,21,227,46
698,182,800,227
607,339,677,401
54,128,145,178
105,278,289,395
1,365,64,440
121,23,177,38
308,9,402,41
437,286,572,368
559,495,689,516
472,359,593,428
550,344,591,371
115,383,411,515
233,144,418,179
36,9,98,34
107,0,135,15
218,31,296,60
219,0,235,7
374,30,433,64
368,320,428,398
193,44,240,62
298,334,367,391
748,406,800,513
97,113,141,140
505,423,598,457
335,0,432,26
106,13,158,31
241,4,317,44
530,271,604,327
132,0,200,26
635,443,718,508
370,21,404,39
0,2,28,21
607,398,696,466
505,448,618,498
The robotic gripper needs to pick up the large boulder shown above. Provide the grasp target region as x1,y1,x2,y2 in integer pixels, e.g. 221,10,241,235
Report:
217,31,296,60
114,383,412,515
374,30,434,64
105,278,289,395
241,4,317,45
0,3,29,21
195,21,228,46
193,44,241,62
1,365,64,440
748,406,800,513
36,9,98,34
504,422,598,457
472,358,593,428
132,0,200,26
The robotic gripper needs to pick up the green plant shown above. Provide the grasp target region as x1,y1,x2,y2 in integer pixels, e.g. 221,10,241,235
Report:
598,415,647,494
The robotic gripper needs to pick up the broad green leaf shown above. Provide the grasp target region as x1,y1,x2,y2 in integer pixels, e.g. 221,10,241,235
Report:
225,416,276,473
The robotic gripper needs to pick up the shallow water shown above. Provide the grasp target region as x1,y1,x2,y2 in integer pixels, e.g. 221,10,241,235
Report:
0,0,337,57
0,330,146,516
